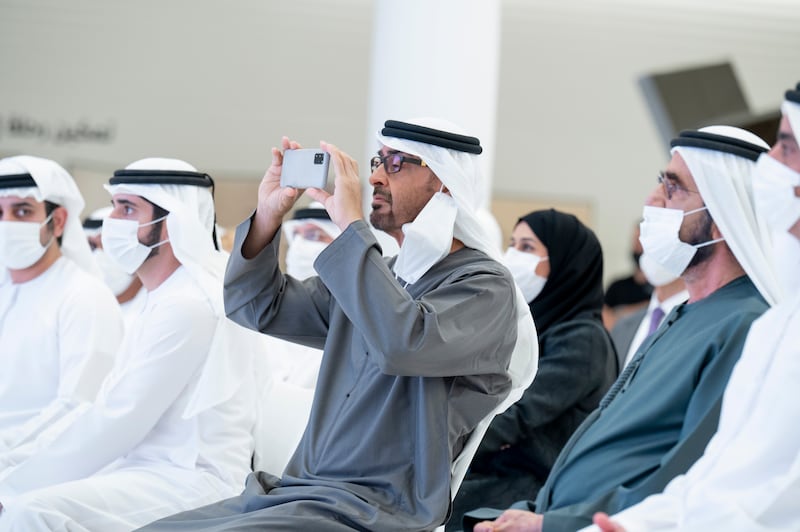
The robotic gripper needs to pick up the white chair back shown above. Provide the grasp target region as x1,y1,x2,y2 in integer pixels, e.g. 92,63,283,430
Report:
438,293,539,531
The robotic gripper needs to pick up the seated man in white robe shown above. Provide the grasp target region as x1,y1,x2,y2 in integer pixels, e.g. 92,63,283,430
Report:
0,158,258,531
588,82,800,532
0,156,122,454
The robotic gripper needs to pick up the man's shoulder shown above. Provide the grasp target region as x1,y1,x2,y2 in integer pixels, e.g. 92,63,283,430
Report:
665,277,768,348
45,258,116,303
696,276,769,317
441,248,512,280
150,268,216,317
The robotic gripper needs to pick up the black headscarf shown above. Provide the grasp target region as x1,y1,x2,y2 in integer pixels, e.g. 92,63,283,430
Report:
517,209,604,335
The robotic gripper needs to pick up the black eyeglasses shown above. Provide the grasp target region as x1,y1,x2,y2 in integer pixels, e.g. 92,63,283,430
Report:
370,153,427,175
657,172,699,201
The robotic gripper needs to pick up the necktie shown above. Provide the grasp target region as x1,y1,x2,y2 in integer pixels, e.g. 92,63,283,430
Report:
647,306,665,337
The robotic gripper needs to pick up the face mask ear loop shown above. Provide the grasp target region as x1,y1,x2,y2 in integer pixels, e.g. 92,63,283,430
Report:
683,205,708,217
683,205,724,249
139,214,170,249
138,214,169,228
40,211,56,251
694,237,725,249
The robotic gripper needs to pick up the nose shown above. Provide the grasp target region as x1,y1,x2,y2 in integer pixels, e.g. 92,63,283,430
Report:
645,182,666,207
368,167,387,187
107,205,124,219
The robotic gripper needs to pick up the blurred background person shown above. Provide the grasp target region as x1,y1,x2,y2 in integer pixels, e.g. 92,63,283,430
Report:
282,202,341,290
449,209,617,530
215,224,236,254
602,223,652,330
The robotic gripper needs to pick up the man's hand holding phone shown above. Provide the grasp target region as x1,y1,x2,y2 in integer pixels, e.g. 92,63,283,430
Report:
243,136,305,257
306,141,363,232
244,137,364,257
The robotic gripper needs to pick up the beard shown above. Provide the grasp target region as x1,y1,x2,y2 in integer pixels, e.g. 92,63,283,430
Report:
141,218,165,261
369,186,395,233
368,175,441,236
685,209,716,269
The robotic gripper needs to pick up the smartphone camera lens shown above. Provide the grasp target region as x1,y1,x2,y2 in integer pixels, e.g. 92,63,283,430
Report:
314,153,324,165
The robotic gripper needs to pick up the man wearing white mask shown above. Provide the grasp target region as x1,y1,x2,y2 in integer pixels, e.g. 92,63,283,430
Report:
0,156,122,453
141,119,539,532
468,125,778,532
610,254,688,370
83,206,146,331
587,81,800,532
0,159,257,531
282,202,341,282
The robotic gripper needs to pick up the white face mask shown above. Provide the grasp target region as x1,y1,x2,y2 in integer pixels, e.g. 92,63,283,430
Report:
286,236,329,280
92,248,135,296
393,190,458,285
0,213,55,270
639,205,724,279
502,247,548,302
638,252,679,287
101,215,169,275
753,154,800,235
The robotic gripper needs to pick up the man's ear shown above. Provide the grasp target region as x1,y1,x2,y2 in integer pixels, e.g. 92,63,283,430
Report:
50,205,68,239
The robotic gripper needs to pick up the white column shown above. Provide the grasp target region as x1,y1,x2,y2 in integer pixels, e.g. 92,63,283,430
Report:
365,0,502,253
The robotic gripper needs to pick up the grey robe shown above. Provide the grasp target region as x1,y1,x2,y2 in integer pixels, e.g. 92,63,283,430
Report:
140,219,517,532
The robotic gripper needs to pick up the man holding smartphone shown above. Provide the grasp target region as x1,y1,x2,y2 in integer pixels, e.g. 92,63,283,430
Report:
140,118,538,532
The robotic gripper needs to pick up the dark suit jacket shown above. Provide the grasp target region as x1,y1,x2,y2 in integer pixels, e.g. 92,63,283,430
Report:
609,307,647,372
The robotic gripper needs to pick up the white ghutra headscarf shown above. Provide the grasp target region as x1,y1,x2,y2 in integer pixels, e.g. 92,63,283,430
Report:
671,126,782,306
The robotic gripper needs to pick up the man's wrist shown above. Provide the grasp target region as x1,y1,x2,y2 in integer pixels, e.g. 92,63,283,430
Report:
242,211,281,259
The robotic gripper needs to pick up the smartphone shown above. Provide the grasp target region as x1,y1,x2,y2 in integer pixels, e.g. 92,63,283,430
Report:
280,148,330,189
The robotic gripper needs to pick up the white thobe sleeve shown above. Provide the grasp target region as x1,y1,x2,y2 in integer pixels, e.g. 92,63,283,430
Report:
0,292,216,497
